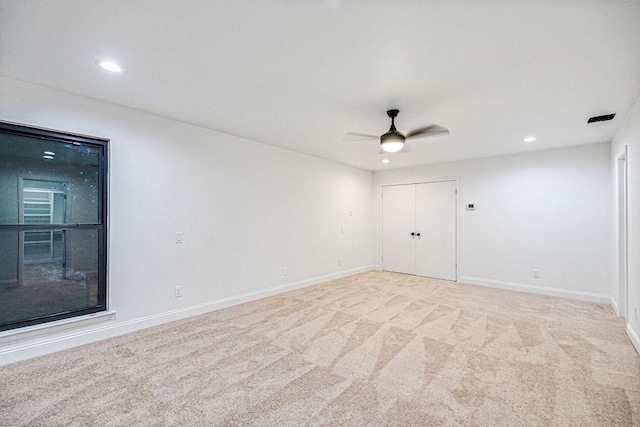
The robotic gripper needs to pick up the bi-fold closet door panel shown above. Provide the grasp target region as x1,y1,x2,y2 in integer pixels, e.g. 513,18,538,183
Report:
382,180,457,280
382,184,416,275
415,180,457,280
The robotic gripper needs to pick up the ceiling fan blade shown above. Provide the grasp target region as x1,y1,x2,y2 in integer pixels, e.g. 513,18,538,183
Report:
405,125,450,139
342,132,379,142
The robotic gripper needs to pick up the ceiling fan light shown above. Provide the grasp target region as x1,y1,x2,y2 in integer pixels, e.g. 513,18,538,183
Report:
380,132,405,153
381,141,404,153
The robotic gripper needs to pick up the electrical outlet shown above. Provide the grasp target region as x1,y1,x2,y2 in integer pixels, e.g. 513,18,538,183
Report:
532,269,540,279
337,258,342,267
174,286,183,298
175,232,184,244
283,267,288,277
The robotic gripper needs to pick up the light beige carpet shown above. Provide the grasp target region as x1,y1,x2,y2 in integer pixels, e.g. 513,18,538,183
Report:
1,271,639,426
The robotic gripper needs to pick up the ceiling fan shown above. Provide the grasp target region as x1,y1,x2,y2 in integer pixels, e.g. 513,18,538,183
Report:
344,109,449,153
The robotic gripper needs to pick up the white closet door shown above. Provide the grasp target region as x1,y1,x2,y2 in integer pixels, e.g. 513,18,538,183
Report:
415,181,457,280
382,184,416,274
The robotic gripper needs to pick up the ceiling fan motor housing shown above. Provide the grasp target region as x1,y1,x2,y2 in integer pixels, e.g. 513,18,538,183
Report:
381,109,405,152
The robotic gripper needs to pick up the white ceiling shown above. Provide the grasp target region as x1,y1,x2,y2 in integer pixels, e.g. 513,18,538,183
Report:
1,0,639,171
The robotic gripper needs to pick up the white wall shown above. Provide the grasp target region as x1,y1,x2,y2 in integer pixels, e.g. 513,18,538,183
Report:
611,95,640,354
373,143,612,302
0,76,374,364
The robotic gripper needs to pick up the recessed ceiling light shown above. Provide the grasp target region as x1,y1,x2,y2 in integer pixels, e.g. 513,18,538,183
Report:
97,60,122,73
43,155,54,160
382,158,391,164
43,151,55,156
523,136,537,143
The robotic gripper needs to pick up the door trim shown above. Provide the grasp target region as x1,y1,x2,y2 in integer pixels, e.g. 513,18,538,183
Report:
616,146,628,319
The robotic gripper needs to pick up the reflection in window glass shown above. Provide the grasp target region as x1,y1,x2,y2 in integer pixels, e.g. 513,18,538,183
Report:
0,122,107,331
0,229,99,326
0,132,100,226
22,180,67,263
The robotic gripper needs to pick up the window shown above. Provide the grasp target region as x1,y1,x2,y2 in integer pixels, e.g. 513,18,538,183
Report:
0,121,108,331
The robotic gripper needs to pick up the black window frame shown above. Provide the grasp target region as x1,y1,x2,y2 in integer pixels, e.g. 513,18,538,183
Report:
0,121,108,331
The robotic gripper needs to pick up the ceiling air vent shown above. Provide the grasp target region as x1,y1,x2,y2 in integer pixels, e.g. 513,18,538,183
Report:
587,113,615,124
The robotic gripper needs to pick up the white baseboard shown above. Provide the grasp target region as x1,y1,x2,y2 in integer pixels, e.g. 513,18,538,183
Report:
457,276,611,305
0,265,377,366
627,324,640,356
611,297,620,317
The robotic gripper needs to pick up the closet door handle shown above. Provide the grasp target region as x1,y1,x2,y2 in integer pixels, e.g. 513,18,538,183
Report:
416,233,421,239
410,232,415,238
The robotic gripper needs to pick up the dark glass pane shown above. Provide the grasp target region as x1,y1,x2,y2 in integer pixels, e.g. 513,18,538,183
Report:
0,133,100,225
0,229,101,328
52,231,64,259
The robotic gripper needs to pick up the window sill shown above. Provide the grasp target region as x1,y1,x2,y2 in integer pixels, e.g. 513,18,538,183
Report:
0,311,117,345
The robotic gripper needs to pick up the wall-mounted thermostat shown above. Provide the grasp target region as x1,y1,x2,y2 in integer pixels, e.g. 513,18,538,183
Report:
466,204,475,210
